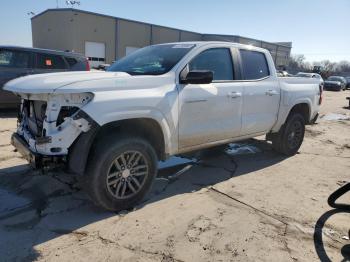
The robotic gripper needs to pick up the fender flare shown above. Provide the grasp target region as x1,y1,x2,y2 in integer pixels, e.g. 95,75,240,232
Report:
272,98,312,132
67,110,173,175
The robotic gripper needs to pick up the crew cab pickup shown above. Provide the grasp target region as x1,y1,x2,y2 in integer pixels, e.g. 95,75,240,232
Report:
4,42,322,211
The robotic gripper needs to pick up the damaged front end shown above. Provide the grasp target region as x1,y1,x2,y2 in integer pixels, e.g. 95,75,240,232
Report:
12,92,97,170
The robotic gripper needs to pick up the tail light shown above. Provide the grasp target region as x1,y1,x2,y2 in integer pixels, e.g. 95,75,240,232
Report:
319,84,323,105
85,58,90,71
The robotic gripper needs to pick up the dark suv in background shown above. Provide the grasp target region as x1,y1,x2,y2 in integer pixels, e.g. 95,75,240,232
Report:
346,77,350,89
324,76,347,91
0,46,90,108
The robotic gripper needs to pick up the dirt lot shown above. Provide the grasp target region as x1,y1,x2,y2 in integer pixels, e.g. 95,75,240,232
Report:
0,90,349,262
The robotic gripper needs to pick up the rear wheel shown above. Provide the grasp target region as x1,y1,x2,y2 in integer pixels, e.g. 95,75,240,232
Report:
271,113,305,156
85,135,158,211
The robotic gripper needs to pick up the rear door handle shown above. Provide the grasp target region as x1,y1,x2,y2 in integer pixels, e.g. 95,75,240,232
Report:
227,91,242,98
185,99,208,103
265,90,279,96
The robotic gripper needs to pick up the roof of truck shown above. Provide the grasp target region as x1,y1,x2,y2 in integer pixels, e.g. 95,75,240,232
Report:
156,41,269,52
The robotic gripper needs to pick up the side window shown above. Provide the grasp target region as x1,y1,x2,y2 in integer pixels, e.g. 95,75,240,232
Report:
240,50,270,80
189,48,234,81
0,49,30,68
65,57,78,67
36,53,67,70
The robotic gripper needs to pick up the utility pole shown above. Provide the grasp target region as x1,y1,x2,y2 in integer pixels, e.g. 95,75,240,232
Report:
56,0,59,8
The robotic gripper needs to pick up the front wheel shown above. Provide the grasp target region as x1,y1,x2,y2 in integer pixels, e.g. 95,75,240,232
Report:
271,113,305,156
85,136,158,211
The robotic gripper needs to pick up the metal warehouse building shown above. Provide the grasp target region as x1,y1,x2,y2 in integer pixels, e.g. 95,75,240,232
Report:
31,8,292,68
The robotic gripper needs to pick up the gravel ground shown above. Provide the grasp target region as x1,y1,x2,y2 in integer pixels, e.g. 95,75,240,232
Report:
0,90,349,262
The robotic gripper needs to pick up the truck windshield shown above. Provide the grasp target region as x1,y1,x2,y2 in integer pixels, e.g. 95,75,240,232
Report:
107,44,195,75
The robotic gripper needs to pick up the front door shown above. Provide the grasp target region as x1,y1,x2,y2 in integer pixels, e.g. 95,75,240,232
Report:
178,48,243,149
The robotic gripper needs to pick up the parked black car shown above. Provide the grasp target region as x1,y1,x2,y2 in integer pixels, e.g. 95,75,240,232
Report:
324,76,347,91
0,46,90,108
346,77,350,89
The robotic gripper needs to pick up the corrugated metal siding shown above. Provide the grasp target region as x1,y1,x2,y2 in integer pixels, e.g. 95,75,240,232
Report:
151,26,180,44
32,9,292,66
31,10,75,52
117,20,151,58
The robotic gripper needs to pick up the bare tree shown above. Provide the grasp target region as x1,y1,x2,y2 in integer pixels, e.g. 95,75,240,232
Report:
335,60,350,73
288,54,311,73
287,54,350,77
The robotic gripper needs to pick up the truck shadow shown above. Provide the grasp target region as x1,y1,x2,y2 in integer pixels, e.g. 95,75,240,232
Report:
0,139,288,261
142,139,286,205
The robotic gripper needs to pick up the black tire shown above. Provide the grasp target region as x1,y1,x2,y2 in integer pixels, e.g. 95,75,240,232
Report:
271,113,305,156
84,135,158,211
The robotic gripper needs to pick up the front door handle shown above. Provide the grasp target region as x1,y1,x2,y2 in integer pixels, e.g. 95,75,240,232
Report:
227,91,242,98
265,90,279,96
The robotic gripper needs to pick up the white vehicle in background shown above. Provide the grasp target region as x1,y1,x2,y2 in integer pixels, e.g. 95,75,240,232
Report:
296,72,324,87
4,42,322,211
276,70,292,77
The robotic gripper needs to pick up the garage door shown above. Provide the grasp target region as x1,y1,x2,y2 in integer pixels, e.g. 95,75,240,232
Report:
85,42,105,68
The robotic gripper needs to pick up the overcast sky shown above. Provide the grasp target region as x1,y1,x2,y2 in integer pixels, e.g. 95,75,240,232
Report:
1,0,349,62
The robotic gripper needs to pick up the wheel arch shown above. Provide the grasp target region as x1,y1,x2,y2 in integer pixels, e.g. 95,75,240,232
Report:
94,117,167,159
271,99,312,133
287,102,311,124
67,117,168,175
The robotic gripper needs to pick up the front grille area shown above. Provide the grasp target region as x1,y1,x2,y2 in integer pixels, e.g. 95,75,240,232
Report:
22,100,47,137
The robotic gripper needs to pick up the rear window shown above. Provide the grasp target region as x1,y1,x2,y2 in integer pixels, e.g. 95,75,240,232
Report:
36,53,66,69
240,50,270,80
0,49,30,68
65,57,78,67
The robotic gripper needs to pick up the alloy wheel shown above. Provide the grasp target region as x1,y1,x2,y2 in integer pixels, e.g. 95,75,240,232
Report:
106,150,149,199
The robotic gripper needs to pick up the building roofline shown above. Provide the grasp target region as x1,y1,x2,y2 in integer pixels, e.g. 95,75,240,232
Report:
31,8,292,49
31,8,201,35
202,34,292,48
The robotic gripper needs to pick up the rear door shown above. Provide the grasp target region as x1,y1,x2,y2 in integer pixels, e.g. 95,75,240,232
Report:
178,47,243,149
0,48,33,106
33,52,68,74
239,49,280,134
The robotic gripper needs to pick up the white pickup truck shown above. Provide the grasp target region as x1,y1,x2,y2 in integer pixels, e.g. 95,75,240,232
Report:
4,42,322,211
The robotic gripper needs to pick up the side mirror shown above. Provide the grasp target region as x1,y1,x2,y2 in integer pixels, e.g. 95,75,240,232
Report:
180,70,213,84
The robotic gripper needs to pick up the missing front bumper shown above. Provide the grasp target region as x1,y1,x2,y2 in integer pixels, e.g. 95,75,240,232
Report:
11,133,40,168
11,133,65,169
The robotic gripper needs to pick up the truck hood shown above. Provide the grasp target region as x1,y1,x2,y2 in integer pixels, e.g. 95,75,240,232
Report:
3,71,133,94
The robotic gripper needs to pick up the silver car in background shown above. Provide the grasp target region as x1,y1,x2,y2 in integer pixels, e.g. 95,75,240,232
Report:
296,72,324,87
